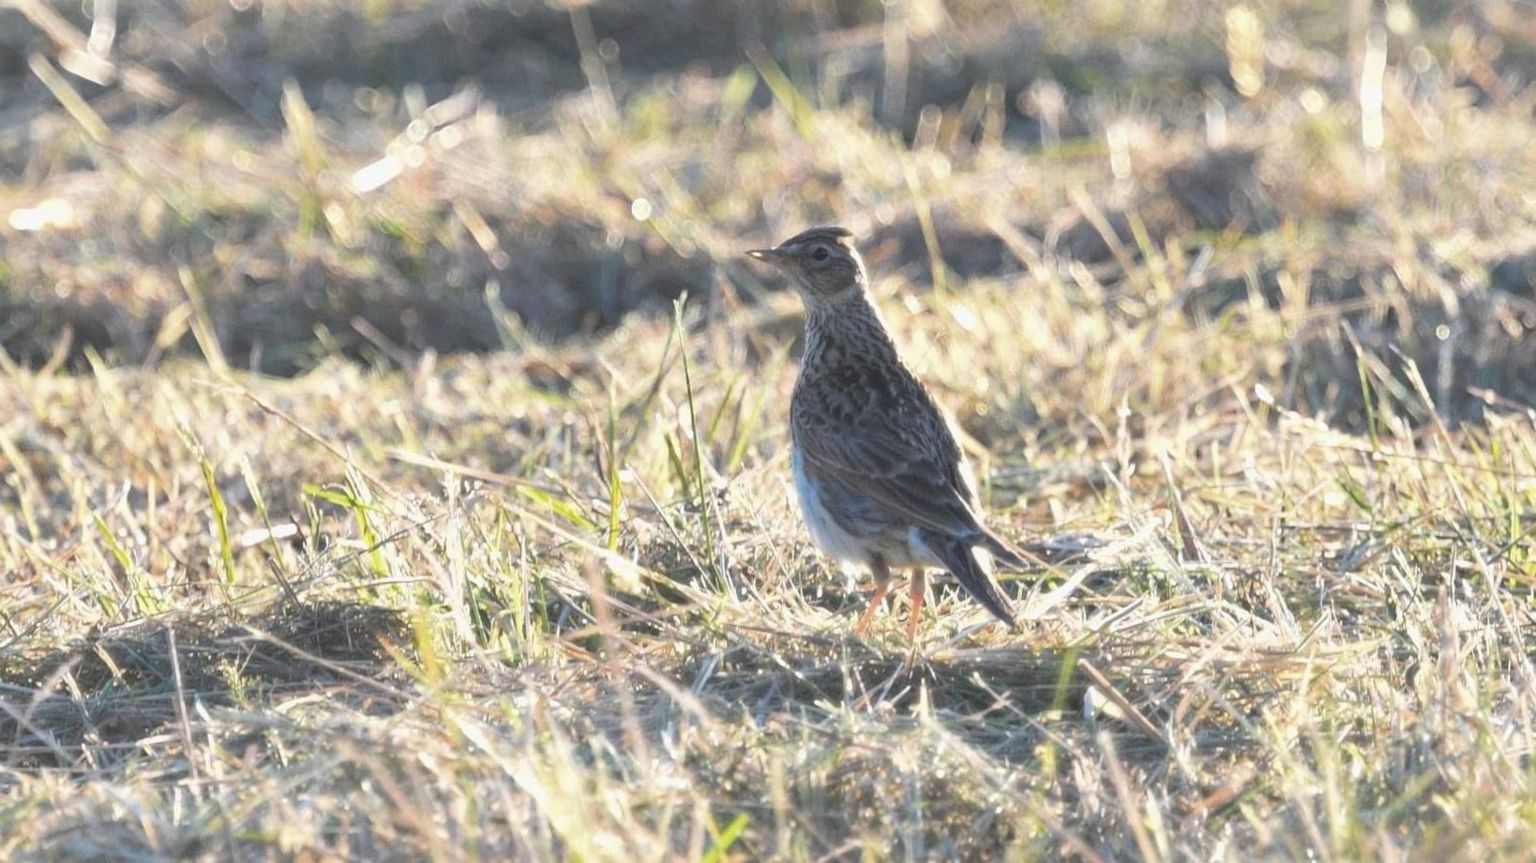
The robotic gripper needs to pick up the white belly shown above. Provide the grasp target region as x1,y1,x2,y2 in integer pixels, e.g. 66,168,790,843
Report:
792,448,870,563
792,448,942,569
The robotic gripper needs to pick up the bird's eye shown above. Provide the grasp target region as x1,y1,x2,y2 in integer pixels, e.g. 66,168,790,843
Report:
812,246,830,261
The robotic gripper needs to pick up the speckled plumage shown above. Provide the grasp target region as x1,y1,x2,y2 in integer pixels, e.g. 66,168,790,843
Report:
747,227,1026,637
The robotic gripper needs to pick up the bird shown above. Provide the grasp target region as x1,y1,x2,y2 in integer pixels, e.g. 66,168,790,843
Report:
746,226,1030,645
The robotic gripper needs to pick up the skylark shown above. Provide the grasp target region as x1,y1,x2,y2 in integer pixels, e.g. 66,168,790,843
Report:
747,226,1028,642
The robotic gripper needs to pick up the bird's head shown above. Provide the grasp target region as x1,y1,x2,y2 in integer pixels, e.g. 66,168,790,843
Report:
746,226,866,306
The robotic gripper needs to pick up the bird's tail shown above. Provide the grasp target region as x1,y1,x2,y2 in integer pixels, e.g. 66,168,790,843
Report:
918,528,1018,629
978,526,1034,571
982,529,1099,568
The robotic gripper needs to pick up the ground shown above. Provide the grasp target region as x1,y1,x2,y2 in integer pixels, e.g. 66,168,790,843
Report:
2,0,1536,860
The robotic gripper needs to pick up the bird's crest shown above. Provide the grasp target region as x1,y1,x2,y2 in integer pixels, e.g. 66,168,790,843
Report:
780,226,855,249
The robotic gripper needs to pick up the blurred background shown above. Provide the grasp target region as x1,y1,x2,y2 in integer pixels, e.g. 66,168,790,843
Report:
1,0,1533,424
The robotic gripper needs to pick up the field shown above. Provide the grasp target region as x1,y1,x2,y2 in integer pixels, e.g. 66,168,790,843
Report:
2,0,1536,859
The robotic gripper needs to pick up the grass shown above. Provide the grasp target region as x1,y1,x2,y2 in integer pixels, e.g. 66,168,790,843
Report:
2,0,1536,859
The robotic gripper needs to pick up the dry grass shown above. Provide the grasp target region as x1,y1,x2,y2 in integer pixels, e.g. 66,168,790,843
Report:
2,0,1536,860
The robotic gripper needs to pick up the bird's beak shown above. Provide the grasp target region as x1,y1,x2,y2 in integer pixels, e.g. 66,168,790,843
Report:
746,248,789,266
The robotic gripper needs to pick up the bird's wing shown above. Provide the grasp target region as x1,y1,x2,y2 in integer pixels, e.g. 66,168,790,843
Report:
792,366,986,541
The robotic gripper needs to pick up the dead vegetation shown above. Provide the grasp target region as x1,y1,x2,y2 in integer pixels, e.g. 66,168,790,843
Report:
2,0,1536,860
0,601,409,762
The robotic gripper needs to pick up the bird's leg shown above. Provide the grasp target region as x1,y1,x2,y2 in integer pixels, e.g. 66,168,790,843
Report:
905,568,927,659
853,555,893,637
853,582,893,636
